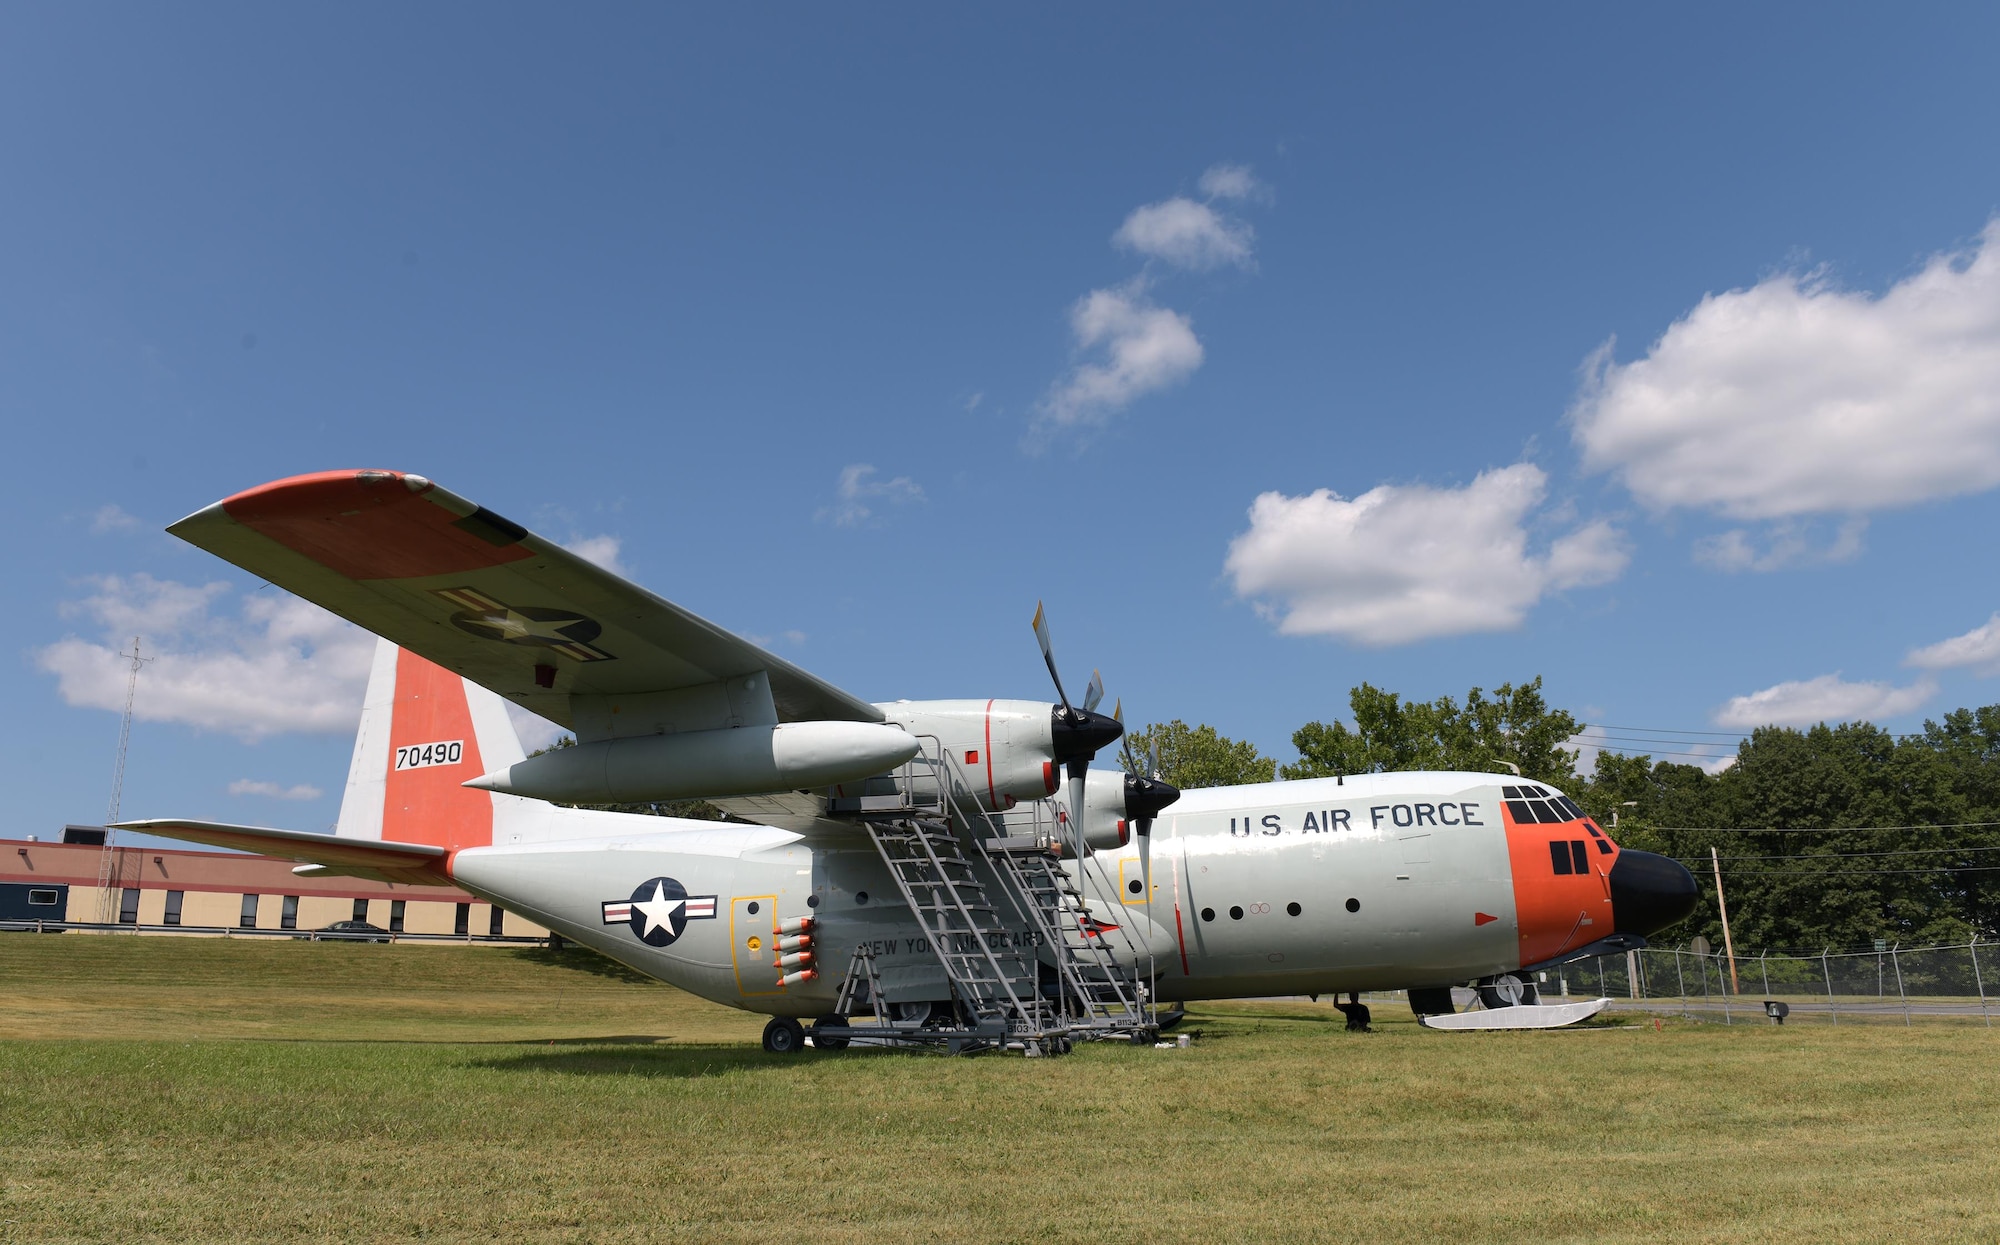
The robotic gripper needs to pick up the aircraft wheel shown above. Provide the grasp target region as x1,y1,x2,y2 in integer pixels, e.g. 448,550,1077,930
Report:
1478,974,1529,1009
762,1017,807,1054
809,1015,850,1051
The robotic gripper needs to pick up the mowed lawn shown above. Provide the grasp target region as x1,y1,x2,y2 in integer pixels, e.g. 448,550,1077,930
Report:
3,938,1997,1244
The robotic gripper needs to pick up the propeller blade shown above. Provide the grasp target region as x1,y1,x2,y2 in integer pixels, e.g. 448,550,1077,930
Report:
1148,740,1159,782
1031,600,1072,714
1083,668,1104,714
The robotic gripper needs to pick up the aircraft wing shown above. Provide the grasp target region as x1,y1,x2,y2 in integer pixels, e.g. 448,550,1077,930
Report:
167,470,883,732
114,819,452,888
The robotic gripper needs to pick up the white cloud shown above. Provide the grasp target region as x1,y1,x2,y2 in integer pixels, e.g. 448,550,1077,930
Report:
36,574,375,741
560,534,626,576
1223,464,1628,645
229,779,324,801
1692,518,1867,572
1713,674,1936,730
1907,612,2000,676
816,464,924,528
1113,199,1254,271
1037,285,1204,433
1198,163,1264,202
90,504,141,534
1571,220,2000,528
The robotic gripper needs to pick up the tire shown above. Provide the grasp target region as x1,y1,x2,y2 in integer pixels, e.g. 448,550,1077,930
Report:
1477,974,1529,1009
762,1017,806,1054
1406,986,1456,1017
809,1014,851,1051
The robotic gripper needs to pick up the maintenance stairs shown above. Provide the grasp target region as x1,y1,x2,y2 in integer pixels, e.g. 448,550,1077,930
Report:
816,738,1156,1054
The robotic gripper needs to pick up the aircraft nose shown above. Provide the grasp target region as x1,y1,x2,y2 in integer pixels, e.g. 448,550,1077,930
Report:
1609,849,1699,938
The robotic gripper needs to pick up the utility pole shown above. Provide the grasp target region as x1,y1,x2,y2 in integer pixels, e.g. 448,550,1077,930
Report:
1710,846,1741,995
94,638,150,925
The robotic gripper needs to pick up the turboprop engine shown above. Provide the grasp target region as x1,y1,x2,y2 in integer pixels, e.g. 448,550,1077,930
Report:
1070,767,1183,853
465,720,921,804
871,698,1123,812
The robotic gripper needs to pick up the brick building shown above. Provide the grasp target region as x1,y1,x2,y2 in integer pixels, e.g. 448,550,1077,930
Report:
1,830,547,940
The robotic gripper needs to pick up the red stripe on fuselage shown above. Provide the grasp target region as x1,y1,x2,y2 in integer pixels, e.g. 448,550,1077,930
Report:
984,699,996,808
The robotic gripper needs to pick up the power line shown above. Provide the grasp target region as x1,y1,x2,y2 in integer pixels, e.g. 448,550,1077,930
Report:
1687,862,2000,877
1650,819,2000,834
1708,843,2000,861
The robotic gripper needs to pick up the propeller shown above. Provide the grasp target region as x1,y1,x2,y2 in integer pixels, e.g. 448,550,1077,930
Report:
1112,704,1179,912
1031,602,1123,855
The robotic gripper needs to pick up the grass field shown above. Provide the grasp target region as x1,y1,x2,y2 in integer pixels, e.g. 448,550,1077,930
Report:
4,936,1998,1243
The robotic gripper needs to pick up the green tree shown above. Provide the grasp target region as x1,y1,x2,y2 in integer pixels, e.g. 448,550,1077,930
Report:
1572,713,2000,950
1123,720,1276,789
1282,677,1580,784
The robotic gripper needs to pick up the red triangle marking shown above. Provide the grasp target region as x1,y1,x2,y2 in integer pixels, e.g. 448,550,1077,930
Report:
1474,912,1498,926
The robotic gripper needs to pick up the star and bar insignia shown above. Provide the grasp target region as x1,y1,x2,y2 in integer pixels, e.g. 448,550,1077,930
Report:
601,876,718,948
435,586,616,662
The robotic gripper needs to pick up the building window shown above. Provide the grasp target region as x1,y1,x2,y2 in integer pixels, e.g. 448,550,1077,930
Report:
281,895,299,931
489,905,506,937
352,898,369,923
389,900,406,933
454,902,470,936
163,891,184,926
119,888,140,924
240,894,259,929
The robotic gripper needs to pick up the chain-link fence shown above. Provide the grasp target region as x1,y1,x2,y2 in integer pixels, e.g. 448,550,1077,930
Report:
1535,941,1998,1026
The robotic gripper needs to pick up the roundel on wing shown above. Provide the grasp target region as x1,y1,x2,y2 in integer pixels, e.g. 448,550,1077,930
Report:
448,605,603,648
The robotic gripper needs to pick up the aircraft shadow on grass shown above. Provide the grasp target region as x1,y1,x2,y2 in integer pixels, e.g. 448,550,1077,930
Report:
500,946,661,985
468,1041,910,1079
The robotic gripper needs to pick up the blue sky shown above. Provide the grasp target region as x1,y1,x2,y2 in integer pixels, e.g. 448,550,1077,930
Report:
8,5,2000,840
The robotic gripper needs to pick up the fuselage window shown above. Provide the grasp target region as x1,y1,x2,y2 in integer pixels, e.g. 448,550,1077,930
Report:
1549,841,1573,875
1570,840,1590,873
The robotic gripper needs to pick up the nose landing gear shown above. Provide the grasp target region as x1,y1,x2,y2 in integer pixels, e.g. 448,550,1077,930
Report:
1476,973,1539,1009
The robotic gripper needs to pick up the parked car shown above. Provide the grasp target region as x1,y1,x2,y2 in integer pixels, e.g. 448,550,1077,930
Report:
315,920,390,943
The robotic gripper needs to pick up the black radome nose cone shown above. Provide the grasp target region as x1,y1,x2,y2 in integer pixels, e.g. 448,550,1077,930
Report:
1051,705,1123,763
1123,772,1180,820
1609,849,1699,938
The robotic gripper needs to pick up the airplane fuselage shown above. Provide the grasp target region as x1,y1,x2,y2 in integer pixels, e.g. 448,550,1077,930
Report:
447,770,1692,1016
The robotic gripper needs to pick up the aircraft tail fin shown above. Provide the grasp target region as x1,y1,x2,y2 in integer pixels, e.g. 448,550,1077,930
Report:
335,637,529,851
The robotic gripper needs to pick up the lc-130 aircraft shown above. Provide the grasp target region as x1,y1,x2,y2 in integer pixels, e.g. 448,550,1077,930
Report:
125,470,1697,1052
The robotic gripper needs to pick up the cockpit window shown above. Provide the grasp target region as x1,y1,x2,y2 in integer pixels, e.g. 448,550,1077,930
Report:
1502,785,1524,799
1549,840,1573,875
1570,841,1590,872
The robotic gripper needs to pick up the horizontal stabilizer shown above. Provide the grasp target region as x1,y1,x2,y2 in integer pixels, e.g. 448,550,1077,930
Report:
114,819,452,887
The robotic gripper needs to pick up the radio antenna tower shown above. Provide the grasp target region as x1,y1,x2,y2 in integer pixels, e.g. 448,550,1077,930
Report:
94,637,150,924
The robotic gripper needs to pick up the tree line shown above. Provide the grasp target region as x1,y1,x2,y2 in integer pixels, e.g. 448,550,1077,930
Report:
1125,681,2000,952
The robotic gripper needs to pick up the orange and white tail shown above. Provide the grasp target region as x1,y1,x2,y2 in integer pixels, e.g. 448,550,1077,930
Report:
335,637,531,851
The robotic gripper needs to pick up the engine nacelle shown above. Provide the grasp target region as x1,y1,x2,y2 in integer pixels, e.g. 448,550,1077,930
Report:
874,699,1066,811
1074,768,1132,852
464,720,921,804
